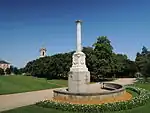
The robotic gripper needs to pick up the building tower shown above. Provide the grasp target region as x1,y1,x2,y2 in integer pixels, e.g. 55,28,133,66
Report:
40,48,47,58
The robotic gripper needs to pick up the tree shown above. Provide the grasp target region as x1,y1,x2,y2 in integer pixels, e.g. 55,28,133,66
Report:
82,47,99,81
13,67,19,75
92,36,114,79
111,54,127,77
135,55,147,72
135,46,150,72
5,68,11,75
93,36,113,59
23,35,136,81
23,52,73,79
135,46,150,82
0,68,4,75
125,60,138,77
136,52,140,57
142,61,150,82
141,46,148,55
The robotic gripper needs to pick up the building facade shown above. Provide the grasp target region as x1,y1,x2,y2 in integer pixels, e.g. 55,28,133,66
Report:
0,60,10,70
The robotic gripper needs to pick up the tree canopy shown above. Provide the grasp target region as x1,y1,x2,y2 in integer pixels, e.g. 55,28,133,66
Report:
0,68,4,75
22,36,139,81
135,46,150,81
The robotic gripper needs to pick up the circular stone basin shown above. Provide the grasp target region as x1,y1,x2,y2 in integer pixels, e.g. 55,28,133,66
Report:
53,83,126,103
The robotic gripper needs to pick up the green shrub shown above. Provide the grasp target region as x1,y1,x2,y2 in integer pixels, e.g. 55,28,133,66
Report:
36,86,150,113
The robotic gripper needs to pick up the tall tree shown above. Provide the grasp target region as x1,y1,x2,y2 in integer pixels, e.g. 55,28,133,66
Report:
135,46,150,81
142,61,150,82
0,68,4,75
135,46,149,72
82,47,99,81
93,36,113,59
92,36,114,78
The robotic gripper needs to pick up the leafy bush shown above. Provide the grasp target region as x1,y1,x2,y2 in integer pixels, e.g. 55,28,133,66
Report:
36,86,150,113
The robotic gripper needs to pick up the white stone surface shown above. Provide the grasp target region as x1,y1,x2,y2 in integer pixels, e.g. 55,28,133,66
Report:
71,52,87,69
40,48,46,58
68,20,90,93
76,20,82,52
68,71,90,93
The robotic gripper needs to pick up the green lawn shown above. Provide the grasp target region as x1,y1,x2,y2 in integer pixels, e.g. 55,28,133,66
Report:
135,83,150,90
126,89,138,97
2,105,71,113
2,82,150,113
0,75,67,95
49,79,68,86
2,103,150,113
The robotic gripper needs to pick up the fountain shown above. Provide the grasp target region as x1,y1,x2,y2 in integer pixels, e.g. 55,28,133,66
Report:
53,20,125,104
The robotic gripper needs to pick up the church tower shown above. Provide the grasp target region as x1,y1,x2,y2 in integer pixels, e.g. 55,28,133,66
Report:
40,48,47,58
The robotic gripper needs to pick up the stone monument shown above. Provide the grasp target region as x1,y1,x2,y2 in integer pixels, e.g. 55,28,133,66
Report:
68,20,90,93
53,20,125,103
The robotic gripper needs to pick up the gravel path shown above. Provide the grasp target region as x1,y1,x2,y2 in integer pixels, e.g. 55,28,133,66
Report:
0,78,136,112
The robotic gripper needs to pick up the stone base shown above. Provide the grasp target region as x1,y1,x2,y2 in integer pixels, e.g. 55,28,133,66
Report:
53,91,125,102
53,83,125,103
68,70,90,93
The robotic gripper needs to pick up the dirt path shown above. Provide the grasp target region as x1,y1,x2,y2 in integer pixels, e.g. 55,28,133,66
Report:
0,78,136,112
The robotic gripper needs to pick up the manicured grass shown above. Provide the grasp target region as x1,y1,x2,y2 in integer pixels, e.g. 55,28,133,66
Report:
49,79,68,86
2,82,150,113
135,83,150,90
0,75,67,95
2,105,71,113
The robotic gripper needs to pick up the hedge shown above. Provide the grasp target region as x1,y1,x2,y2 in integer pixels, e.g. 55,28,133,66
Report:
36,86,150,113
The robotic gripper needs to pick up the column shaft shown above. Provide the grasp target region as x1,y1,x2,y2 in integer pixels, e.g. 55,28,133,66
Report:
76,21,82,52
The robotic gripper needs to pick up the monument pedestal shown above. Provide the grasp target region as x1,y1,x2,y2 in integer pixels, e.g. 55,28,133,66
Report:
53,20,125,104
68,52,90,93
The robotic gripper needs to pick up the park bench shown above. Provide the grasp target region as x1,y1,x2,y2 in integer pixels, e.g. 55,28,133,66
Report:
102,83,116,90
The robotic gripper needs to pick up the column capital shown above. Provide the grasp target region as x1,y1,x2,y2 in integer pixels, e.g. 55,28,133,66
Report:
75,20,82,23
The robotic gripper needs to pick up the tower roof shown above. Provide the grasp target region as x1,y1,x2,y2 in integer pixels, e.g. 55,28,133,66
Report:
40,48,47,51
0,60,10,64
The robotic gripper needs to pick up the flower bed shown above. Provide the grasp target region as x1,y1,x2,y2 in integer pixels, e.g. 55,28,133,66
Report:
36,86,150,113
53,91,132,104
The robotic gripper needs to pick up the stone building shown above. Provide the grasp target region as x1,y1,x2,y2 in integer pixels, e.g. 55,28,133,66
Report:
0,60,10,70
40,48,47,58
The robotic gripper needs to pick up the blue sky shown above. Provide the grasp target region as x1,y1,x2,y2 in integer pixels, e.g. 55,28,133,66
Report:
0,0,150,68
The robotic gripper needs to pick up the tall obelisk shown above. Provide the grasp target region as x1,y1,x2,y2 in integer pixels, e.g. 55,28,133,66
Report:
68,20,90,93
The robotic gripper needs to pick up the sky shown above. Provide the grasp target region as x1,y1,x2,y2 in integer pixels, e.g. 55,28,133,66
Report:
0,0,150,68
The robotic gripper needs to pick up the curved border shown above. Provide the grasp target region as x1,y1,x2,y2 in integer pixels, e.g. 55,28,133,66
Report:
53,83,124,96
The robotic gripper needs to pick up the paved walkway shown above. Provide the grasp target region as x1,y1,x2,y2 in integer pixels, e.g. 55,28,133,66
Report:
0,88,61,112
0,78,136,112
108,78,136,85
